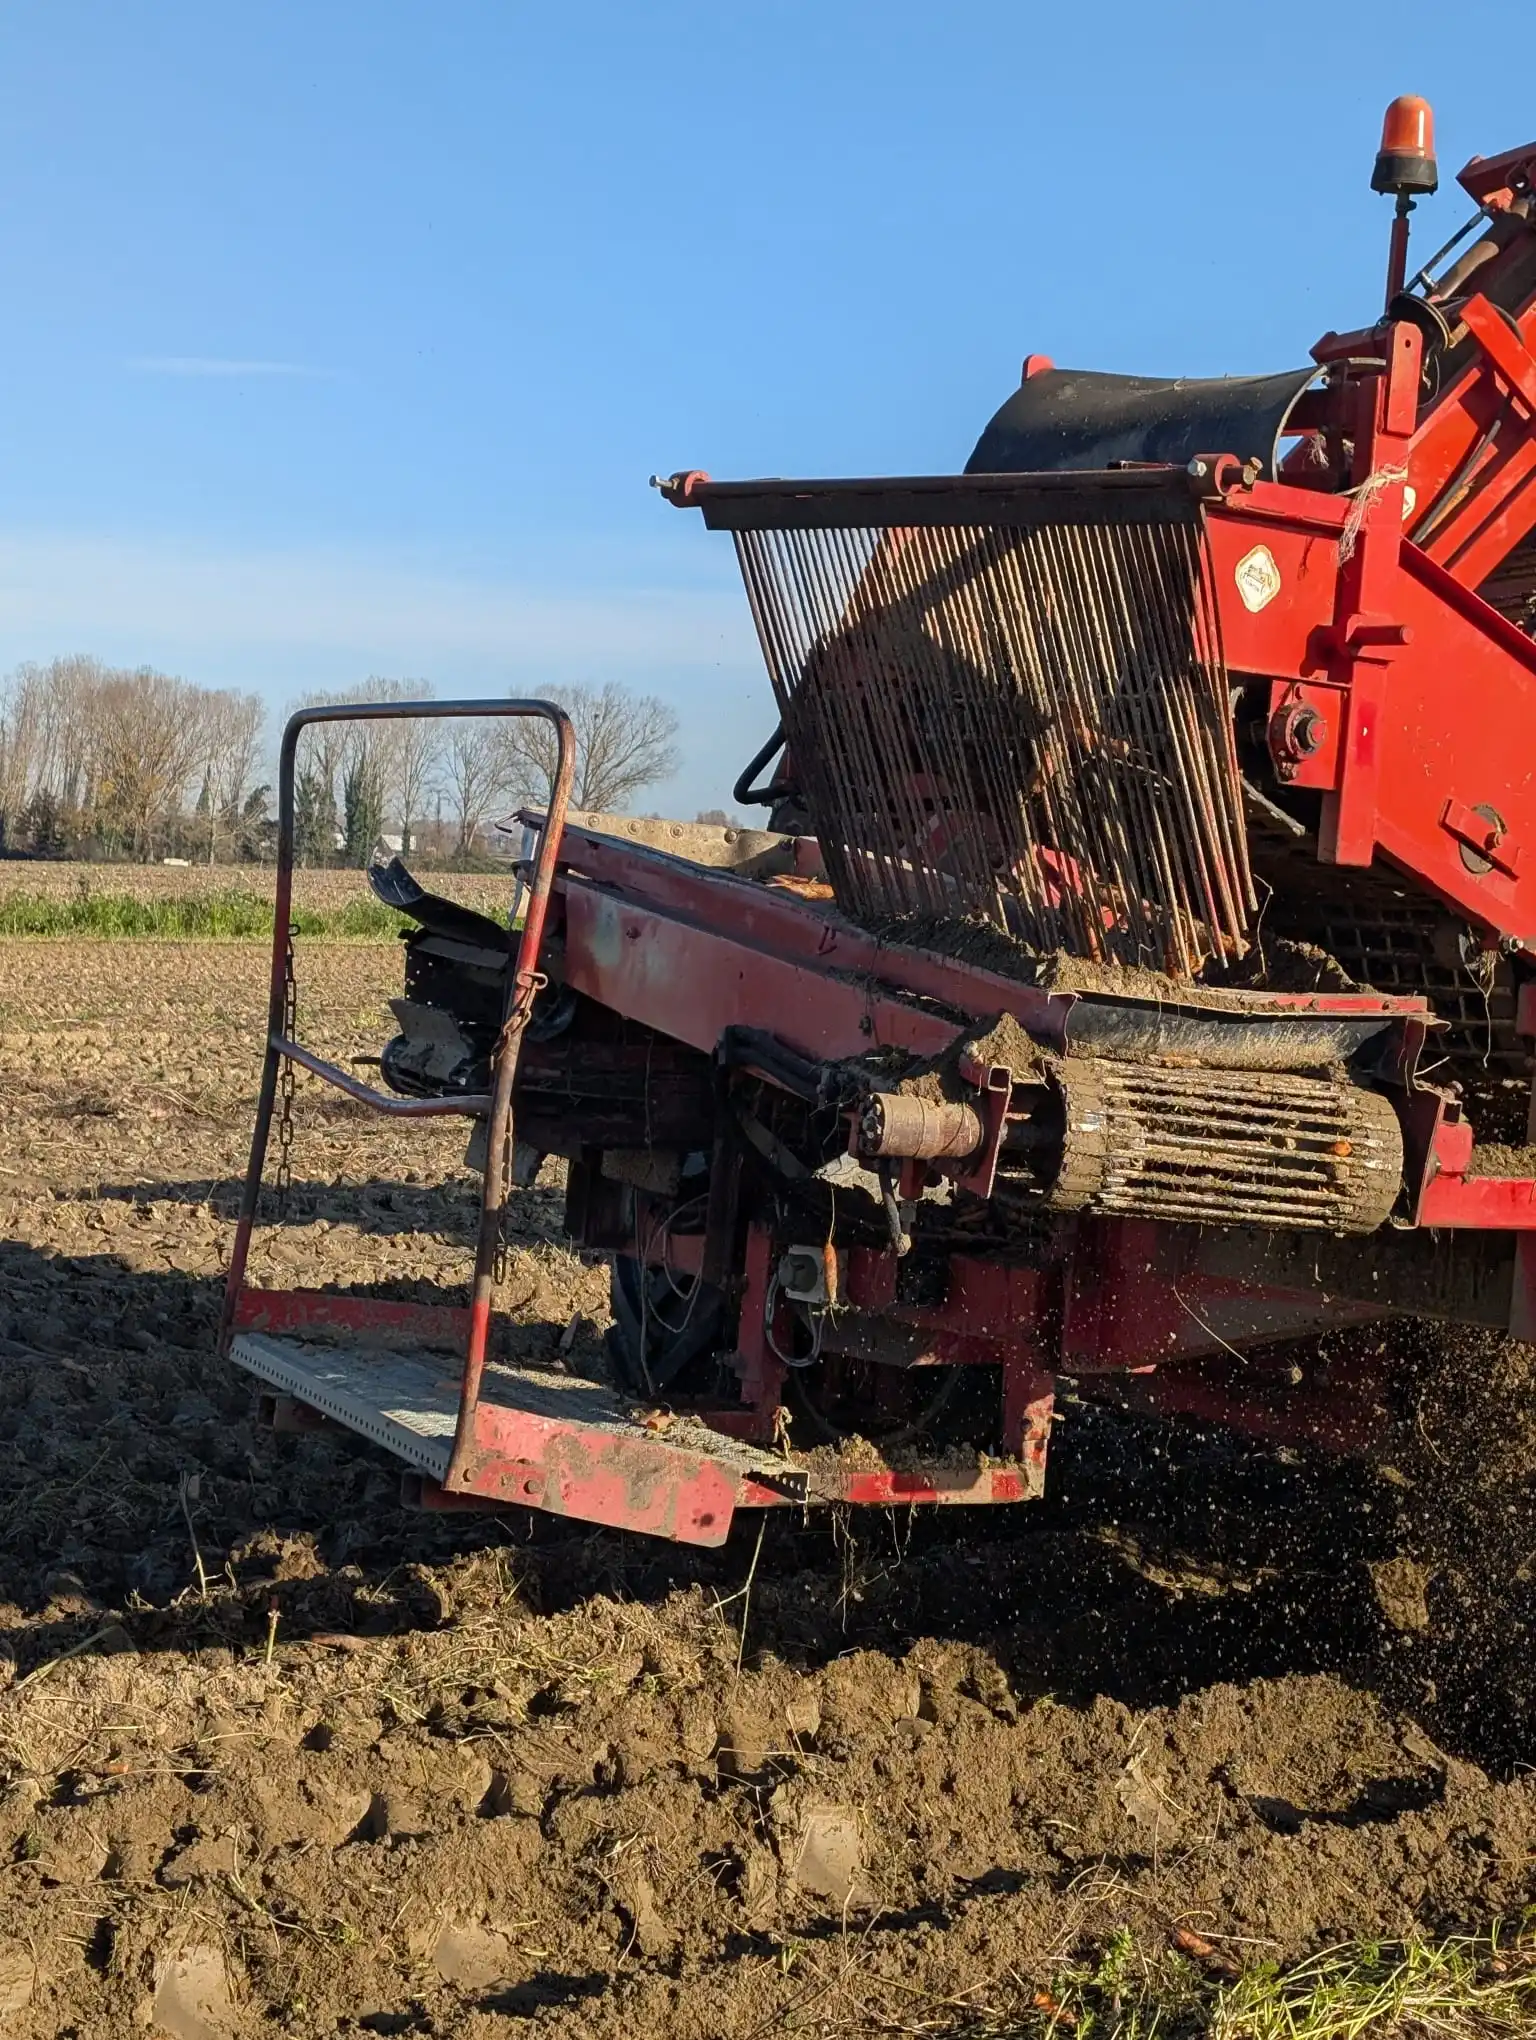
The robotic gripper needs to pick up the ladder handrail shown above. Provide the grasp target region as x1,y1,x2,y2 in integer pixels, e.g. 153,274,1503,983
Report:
218,699,577,1383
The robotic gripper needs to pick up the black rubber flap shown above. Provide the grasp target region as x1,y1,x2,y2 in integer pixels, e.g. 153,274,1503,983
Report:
366,856,513,948
967,366,1320,479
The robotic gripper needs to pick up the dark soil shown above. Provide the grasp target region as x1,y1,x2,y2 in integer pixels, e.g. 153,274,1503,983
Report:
0,943,1532,2038
868,914,1359,1006
1466,1142,1536,1178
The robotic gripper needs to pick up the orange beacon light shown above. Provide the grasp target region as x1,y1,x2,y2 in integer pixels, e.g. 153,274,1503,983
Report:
1373,95,1439,196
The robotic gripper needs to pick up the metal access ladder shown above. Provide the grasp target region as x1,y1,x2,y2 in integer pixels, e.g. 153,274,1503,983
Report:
218,699,801,1547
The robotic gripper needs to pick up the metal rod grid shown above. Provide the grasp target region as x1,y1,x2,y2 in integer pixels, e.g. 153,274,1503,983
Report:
732,508,1253,975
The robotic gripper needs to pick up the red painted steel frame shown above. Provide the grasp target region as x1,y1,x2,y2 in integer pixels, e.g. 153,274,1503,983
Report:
219,697,578,1498
447,724,576,1496
221,715,1049,1538
1206,338,1536,943
451,1399,749,1545
556,823,1420,1030
224,200,1536,1525
642,1216,1377,1389
553,816,1516,1454
562,879,961,1063
612,293,1536,1464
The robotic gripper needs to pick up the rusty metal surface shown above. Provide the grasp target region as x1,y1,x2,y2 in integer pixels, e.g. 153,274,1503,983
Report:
706,483,1252,974
856,1092,984,1161
820,1465,1039,1506
229,1331,1039,1536
554,821,1425,1044
271,1035,491,1118
228,1332,791,1547
559,879,963,1063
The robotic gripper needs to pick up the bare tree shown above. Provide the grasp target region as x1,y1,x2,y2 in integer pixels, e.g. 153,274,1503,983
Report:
91,668,214,856
366,680,440,854
0,669,43,846
291,679,442,855
49,658,103,812
443,722,513,858
497,682,680,812
291,690,354,858
201,690,266,862
348,677,412,839
2,656,270,861
13,656,108,814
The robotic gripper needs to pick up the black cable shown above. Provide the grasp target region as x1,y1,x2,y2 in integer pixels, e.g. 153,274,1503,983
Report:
717,1025,823,1101
786,1362,964,1450
732,723,786,808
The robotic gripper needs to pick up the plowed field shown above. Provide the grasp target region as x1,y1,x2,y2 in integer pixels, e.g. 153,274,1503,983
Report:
0,940,1533,2037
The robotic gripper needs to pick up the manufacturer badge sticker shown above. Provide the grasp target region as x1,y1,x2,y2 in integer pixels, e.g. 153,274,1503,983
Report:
1235,545,1281,613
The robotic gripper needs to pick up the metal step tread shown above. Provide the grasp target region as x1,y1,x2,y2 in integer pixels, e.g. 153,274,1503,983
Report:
229,1331,788,1485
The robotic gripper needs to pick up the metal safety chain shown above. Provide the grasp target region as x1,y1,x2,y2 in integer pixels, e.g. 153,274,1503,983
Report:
491,961,547,1286
274,922,298,1213
491,1099,514,1289
490,831,548,1286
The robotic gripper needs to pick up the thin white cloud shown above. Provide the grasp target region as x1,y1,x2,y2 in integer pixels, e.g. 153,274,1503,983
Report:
127,356,326,378
0,527,748,667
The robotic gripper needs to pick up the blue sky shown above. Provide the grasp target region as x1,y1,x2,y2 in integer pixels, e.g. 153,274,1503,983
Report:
0,2,1525,811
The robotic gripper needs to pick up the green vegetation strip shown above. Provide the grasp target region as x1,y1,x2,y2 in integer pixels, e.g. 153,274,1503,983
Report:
0,889,410,939
994,1919,1536,2038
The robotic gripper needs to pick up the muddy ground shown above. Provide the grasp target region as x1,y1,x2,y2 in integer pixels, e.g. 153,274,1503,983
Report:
0,939,1533,2037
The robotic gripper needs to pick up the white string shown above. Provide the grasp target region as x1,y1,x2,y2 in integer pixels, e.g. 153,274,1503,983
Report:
1337,463,1408,564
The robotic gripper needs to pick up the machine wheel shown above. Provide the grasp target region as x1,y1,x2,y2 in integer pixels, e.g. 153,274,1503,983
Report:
607,1257,727,1397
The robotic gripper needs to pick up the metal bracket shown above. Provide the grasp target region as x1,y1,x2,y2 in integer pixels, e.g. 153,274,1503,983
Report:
1442,797,1521,877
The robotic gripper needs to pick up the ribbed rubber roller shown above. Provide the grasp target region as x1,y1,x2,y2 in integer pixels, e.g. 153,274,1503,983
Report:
1043,1060,1403,1234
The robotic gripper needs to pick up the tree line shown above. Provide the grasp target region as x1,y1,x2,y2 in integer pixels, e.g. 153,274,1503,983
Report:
0,659,681,865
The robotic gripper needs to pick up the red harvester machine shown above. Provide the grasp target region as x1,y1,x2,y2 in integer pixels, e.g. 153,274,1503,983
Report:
224,101,1536,1545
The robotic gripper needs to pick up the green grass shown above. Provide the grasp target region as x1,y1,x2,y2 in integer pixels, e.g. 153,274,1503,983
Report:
0,889,410,940
993,1921,1536,2039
